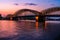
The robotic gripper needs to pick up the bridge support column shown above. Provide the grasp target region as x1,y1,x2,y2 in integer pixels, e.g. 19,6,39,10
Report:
35,15,46,31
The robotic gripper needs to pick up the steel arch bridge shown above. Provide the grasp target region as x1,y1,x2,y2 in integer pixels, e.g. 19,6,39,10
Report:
12,7,60,17
12,7,60,21
13,9,41,17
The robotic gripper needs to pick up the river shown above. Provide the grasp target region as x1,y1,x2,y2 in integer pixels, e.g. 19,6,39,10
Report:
0,20,60,40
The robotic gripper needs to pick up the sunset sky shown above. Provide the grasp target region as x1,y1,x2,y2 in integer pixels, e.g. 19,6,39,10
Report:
0,0,60,16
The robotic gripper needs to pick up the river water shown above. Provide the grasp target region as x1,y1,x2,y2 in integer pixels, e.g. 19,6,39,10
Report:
0,20,60,40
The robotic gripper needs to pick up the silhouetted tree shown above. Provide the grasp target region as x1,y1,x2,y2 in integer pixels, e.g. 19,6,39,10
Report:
0,14,2,20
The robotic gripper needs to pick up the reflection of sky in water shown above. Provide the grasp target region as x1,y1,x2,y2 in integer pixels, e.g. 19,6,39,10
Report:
0,19,60,40
0,20,60,40
0,20,18,38
0,20,43,38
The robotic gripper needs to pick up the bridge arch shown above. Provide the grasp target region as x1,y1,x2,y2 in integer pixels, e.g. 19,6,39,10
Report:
13,7,60,17
41,7,60,15
13,9,41,17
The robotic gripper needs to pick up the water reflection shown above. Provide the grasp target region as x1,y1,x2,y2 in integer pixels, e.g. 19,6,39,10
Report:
0,20,18,38
35,22,39,32
0,20,44,40
0,20,60,40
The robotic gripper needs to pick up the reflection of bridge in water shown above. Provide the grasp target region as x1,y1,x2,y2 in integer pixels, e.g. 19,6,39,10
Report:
2,7,60,31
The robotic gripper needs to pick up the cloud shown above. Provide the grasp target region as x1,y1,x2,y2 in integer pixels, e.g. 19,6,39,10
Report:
13,3,19,5
25,3,37,6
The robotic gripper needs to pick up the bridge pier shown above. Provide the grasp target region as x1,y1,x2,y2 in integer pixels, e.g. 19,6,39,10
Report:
35,15,46,31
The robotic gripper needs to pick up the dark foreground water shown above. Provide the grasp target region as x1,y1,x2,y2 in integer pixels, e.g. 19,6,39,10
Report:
0,20,60,40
